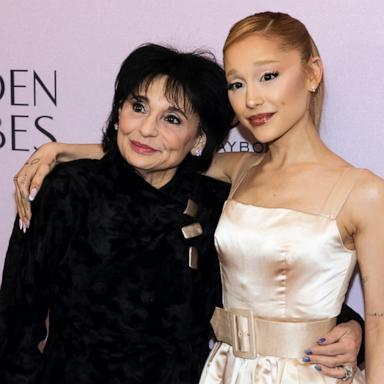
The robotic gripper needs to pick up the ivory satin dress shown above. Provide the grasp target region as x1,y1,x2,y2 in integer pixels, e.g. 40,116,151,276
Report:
199,167,365,384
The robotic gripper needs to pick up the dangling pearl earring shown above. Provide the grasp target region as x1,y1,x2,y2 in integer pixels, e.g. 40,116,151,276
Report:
114,123,118,131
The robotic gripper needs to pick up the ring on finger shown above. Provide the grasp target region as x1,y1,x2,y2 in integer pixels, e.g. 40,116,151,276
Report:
340,365,354,381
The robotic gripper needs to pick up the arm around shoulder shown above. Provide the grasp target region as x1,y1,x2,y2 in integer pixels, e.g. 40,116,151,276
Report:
15,142,103,226
205,152,261,183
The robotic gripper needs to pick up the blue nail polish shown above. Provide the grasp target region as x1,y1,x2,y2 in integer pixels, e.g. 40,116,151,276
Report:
302,356,311,363
314,365,322,371
317,337,326,344
304,349,312,355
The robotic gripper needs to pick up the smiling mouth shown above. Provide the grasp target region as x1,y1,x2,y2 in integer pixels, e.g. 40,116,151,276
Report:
247,113,275,127
130,140,158,154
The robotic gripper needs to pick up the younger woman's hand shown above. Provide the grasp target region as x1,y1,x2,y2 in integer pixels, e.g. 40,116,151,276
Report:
303,320,361,383
14,142,59,231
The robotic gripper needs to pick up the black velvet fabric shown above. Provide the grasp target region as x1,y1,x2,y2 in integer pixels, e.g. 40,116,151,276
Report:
0,150,229,384
337,303,365,366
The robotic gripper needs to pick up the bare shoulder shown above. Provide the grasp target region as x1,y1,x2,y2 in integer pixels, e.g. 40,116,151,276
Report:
353,169,384,204
206,152,261,183
348,169,384,225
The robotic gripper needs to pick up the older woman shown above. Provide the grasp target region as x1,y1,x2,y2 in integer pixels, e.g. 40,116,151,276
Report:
0,44,233,384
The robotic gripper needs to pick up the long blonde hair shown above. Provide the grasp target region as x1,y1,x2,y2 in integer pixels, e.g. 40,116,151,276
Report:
224,12,324,129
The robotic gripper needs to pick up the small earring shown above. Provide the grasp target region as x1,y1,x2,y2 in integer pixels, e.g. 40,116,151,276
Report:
114,123,118,131
191,135,203,157
194,148,202,157
310,86,317,93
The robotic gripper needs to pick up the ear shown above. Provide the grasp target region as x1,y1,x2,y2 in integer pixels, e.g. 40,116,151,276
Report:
306,56,323,91
190,132,207,157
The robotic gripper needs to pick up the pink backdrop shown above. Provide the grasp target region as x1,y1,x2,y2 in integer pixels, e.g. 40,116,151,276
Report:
2,0,384,317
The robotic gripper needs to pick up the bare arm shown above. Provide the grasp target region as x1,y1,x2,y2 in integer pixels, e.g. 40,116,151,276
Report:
352,171,384,383
14,142,103,229
306,170,384,383
205,152,259,183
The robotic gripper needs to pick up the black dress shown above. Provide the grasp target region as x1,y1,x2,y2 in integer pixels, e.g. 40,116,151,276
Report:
0,150,230,384
0,150,364,384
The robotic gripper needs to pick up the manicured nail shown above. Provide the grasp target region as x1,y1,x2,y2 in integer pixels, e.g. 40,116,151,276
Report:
304,349,312,355
317,337,326,344
314,365,322,371
29,188,37,201
302,356,311,363
23,224,27,234
26,220,30,229
19,218,23,231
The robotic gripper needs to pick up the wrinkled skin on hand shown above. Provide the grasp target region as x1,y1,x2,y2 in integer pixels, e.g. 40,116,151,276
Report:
14,142,58,232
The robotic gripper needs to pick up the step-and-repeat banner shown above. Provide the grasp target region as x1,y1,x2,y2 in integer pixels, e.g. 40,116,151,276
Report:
2,0,384,317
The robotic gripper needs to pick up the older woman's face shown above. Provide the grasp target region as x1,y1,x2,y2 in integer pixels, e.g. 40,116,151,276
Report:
117,77,202,187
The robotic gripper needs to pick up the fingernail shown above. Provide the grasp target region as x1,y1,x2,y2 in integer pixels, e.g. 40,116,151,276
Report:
302,356,311,363
314,365,322,371
23,224,26,234
304,349,312,355
26,220,30,229
317,337,326,344
29,188,37,201
19,218,23,231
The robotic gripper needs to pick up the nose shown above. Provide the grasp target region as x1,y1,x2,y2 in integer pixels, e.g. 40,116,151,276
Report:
246,86,263,109
139,114,159,137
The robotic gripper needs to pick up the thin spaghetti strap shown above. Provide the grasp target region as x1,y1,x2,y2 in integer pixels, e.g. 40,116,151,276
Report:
228,154,264,199
320,168,364,219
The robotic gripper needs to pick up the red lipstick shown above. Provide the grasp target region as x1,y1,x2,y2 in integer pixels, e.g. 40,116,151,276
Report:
130,140,158,154
248,113,275,127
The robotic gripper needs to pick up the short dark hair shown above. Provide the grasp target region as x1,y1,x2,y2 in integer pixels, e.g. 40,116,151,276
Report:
102,43,234,172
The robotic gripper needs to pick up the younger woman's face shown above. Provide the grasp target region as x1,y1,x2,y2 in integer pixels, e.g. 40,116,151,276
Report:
224,34,316,143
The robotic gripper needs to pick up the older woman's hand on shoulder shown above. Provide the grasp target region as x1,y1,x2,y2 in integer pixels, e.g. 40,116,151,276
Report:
14,142,104,231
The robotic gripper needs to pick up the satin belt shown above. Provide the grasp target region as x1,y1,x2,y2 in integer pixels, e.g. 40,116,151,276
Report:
210,307,336,359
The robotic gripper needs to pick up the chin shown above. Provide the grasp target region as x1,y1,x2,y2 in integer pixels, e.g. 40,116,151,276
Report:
240,119,273,142
246,127,279,144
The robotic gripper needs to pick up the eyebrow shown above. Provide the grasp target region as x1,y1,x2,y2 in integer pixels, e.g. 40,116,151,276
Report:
226,60,280,77
168,106,188,119
131,94,148,102
131,94,188,119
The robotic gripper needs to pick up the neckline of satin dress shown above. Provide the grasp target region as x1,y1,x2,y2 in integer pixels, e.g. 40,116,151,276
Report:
224,198,356,254
227,198,336,219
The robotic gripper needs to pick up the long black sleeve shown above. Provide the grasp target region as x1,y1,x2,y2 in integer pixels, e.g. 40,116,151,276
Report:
0,166,80,383
0,217,49,382
337,303,365,366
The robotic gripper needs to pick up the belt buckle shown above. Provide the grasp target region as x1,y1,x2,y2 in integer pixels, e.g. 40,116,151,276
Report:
230,308,257,359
